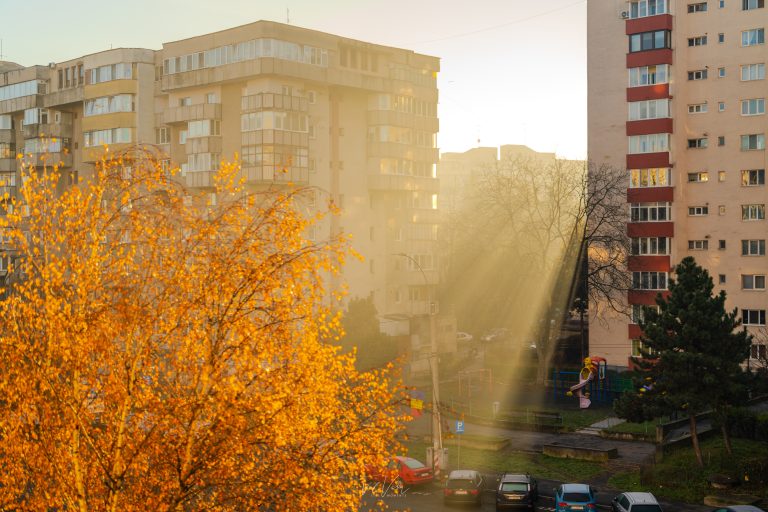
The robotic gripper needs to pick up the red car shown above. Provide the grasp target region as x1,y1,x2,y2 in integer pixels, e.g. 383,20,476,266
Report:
367,456,434,486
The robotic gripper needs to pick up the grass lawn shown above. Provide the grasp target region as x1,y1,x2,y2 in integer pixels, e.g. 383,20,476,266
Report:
608,437,768,504
605,420,658,435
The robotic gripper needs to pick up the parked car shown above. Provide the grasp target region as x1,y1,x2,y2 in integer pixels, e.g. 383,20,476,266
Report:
612,492,663,512
554,483,597,512
366,456,433,487
710,507,766,512
444,469,484,506
495,473,538,511
456,331,474,343
481,328,509,343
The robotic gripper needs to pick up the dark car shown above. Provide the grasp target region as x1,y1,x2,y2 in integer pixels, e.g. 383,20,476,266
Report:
495,473,538,511
444,469,484,506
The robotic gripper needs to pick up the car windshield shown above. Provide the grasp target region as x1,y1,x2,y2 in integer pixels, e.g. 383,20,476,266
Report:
447,479,473,488
632,506,663,512
501,482,528,492
563,492,591,502
401,458,425,469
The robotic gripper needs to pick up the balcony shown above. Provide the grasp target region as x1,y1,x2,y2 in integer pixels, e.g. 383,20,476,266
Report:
162,103,221,125
0,159,17,172
627,255,671,272
368,173,439,193
627,49,673,68
238,166,309,185
627,222,674,238
23,152,73,168
43,88,84,108
183,170,219,189
626,118,673,136
627,83,670,102
22,122,74,140
626,152,669,169
627,186,673,203
626,14,673,35
185,136,222,155
241,93,308,112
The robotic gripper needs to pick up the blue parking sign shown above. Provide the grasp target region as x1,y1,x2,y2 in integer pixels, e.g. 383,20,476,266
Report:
455,420,464,434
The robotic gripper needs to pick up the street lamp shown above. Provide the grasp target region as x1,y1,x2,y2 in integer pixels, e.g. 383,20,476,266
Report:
394,252,444,478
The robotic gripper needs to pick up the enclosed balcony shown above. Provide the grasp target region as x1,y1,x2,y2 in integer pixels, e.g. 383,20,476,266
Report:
162,103,221,125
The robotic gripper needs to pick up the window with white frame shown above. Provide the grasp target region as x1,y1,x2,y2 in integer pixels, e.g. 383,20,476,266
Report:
88,63,132,84
628,99,670,120
688,103,708,113
84,94,135,117
688,206,709,216
742,239,766,255
631,237,670,255
688,35,708,46
688,138,708,148
742,28,765,46
155,127,170,144
742,204,766,220
633,271,668,290
628,64,670,87
743,309,766,325
688,69,708,80
743,0,765,8
631,202,671,222
741,133,765,150
0,115,11,130
630,0,668,17
752,344,767,360
187,119,221,138
629,30,671,52
83,128,131,147
688,240,709,250
741,63,766,81
742,274,766,289
741,98,765,115
629,134,669,154
688,172,709,182
630,168,671,188
688,1,708,11
742,169,765,186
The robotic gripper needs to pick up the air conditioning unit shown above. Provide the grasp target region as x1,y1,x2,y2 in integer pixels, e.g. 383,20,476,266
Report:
621,11,630,18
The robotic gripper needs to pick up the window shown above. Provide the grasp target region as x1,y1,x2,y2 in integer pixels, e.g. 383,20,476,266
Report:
206,93,218,104
741,134,765,150
743,309,766,325
307,90,316,104
743,0,765,8
688,69,708,80
719,239,727,249
688,138,708,148
179,97,192,107
719,274,727,284
742,169,765,186
741,63,766,81
718,136,726,146
688,1,709,10
720,0,725,5
83,128,131,147
628,99,670,120
741,98,765,115
179,130,187,144
719,101,726,111
632,339,657,357
742,239,766,255
628,64,670,87
719,67,726,77
752,345,767,359
629,134,669,154
631,237,670,255
630,168,671,188
88,63,132,84
688,240,709,250
632,304,660,324
742,204,765,220
629,30,671,53
187,119,221,138
155,127,170,144
719,171,727,181
688,103,708,113
742,28,765,46
719,205,727,215
630,0,669,17
688,206,709,216
719,33,725,43
688,35,708,46
688,171,709,182
84,94,135,117
632,271,668,290
742,274,766,289
630,202,671,222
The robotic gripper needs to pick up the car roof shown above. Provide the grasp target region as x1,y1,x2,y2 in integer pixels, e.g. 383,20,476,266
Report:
623,492,659,505
448,470,479,479
724,507,766,512
561,483,591,493
501,473,531,482
395,456,422,464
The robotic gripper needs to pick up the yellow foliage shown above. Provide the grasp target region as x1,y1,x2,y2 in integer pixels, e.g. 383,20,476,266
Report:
0,147,406,511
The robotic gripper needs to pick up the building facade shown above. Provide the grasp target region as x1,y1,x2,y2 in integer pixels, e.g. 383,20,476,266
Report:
588,0,767,367
0,21,440,327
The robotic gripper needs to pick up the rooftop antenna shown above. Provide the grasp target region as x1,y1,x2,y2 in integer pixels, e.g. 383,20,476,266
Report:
0,39,6,60
287,8,290,24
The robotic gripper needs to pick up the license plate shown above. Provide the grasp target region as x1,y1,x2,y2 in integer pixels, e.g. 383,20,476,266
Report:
504,494,521,499
571,507,584,510
455,490,467,495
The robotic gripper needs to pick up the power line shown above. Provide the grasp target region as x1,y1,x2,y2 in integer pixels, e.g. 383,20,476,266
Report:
410,0,586,45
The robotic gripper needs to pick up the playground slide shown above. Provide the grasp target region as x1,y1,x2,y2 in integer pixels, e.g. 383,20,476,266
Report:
569,372,594,409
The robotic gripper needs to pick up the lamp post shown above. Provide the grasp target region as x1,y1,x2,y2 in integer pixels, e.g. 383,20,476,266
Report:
395,252,443,478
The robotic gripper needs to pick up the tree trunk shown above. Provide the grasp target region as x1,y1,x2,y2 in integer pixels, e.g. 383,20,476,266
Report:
689,413,704,467
721,423,733,456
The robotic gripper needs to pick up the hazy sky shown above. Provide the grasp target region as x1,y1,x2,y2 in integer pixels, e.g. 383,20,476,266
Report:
0,0,587,159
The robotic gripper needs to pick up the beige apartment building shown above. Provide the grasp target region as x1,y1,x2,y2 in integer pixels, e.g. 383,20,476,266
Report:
588,0,768,368
0,21,443,342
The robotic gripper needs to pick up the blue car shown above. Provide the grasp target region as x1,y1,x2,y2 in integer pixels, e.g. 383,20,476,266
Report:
554,483,597,512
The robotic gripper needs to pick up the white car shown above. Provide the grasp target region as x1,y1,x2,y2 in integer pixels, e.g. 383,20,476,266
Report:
612,492,663,512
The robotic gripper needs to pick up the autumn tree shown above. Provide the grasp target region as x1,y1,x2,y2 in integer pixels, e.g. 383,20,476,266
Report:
614,257,751,466
0,148,405,511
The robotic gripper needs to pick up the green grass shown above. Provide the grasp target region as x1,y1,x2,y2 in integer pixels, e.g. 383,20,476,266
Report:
606,420,657,435
608,437,768,503
403,441,604,481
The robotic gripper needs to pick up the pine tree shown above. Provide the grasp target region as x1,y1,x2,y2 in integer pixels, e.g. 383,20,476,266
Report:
614,257,751,466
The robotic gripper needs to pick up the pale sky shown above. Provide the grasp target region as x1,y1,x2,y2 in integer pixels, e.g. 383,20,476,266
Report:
0,0,587,159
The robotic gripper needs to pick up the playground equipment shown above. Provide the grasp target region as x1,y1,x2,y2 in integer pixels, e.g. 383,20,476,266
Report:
566,356,607,409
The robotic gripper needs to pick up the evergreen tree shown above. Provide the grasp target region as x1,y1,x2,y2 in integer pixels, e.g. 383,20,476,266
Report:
614,257,751,466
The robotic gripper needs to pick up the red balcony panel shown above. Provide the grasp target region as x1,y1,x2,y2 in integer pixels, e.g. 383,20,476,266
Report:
627,152,669,169
627,222,674,237
628,289,669,305
626,14,673,35
627,84,670,102
627,187,674,202
627,118,673,136
627,255,671,272
628,324,643,339
627,49,673,68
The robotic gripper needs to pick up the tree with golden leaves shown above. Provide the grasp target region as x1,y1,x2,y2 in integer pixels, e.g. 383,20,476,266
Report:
0,147,405,511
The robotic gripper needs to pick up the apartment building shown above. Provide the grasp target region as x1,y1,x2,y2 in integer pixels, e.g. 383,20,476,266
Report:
0,21,441,333
588,0,768,368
